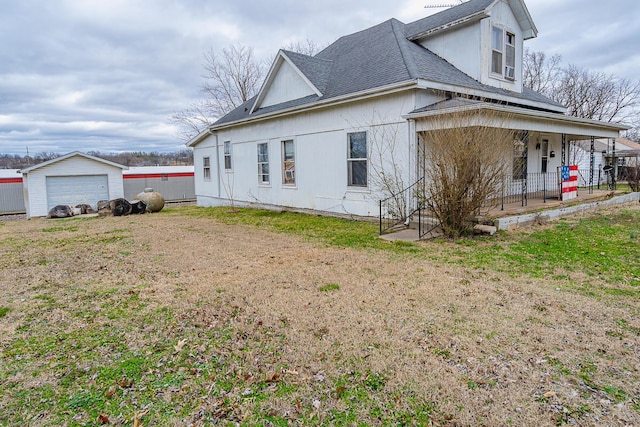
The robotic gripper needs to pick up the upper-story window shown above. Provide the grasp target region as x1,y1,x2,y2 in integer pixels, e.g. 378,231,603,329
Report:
491,26,515,80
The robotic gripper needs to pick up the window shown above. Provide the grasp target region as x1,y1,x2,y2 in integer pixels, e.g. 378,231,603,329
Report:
491,26,503,75
505,32,515,80
257,143,269,184
203,156,211,180
512,138,527,180
224,141,232,170
491,26,516,80
282,140,295,185
348,132,367,187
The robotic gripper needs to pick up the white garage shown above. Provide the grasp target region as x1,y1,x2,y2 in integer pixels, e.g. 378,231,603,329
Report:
20,151,127,218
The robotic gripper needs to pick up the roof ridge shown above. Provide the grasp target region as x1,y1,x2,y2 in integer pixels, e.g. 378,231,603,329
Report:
390,19,419,80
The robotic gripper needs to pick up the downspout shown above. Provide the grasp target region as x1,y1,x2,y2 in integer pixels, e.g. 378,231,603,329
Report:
207,128,221,198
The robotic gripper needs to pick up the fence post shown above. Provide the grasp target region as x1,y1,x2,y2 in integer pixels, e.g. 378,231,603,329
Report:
379,200,382,235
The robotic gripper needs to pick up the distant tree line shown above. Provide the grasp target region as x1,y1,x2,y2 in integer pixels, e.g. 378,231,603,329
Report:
0,150,193,170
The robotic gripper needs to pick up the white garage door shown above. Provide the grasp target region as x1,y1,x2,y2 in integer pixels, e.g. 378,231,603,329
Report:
46,175,109,210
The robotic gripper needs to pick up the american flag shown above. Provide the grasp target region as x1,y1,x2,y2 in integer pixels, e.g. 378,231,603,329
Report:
561,165,578,200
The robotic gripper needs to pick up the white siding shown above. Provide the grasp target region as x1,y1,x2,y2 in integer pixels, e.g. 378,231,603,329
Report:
421,22,483,82
23,156,124,218
260,60,316,108
479,1,523,91
418,1,524,92
194,91,430,217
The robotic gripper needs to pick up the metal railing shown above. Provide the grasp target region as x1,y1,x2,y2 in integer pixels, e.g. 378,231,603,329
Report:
485,169,595,210
379,178,423,234
417,200,440,239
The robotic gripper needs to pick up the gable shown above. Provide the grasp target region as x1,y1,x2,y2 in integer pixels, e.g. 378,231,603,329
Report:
258,60,316,109
252,51,325,112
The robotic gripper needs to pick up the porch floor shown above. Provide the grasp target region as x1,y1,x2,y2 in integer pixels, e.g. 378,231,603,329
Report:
380,188,634,242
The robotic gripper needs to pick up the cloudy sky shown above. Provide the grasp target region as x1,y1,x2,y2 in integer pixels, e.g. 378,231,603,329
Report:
1,0,638,156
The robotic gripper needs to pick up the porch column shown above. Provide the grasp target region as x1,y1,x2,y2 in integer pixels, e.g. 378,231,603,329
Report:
589,136,595,194
522,131,529,207
407,119,416,218
561,134,566,166
612,137,617,189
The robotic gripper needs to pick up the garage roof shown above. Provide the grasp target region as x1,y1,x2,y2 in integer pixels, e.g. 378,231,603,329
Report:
19,151,128,173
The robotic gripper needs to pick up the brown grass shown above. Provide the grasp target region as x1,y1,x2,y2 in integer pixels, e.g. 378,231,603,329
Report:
1,210,639,426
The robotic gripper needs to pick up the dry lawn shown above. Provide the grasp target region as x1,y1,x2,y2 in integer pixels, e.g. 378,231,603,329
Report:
0,206,639,426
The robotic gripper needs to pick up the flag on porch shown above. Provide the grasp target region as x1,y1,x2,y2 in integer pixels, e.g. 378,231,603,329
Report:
561,165,578,200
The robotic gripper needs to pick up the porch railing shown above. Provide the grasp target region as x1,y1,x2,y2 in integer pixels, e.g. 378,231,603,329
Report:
379,177,423,234
486,168,596,210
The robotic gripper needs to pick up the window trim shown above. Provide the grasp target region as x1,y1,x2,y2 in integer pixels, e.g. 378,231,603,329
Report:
347,131,368,188
490,25,504,76
491,25,516,81
505,31,516,80
281,139,296,186
203,156,211,181
257,142,270,185
223,141,232,171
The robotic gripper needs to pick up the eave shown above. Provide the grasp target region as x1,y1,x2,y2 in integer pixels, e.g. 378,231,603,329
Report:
415,78,567,114
407,11,488,41
404,102,629,139
202,80,419,135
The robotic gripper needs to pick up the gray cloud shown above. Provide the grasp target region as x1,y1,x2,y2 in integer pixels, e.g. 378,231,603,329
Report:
0,0,637,156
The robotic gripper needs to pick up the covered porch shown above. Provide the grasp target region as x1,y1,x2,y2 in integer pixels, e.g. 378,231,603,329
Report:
380,99,629,238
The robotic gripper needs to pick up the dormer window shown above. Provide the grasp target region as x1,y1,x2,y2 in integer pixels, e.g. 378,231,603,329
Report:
491,26,516,81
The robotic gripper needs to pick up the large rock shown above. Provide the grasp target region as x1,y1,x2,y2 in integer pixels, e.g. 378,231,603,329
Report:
47,205,77,218
75,203,96,214
109,198,132,216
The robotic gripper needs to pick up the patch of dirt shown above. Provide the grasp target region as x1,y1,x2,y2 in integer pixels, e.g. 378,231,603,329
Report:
0,210,638,426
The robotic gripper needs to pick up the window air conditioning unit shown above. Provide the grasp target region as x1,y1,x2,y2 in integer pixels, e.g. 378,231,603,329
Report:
505,66,515,80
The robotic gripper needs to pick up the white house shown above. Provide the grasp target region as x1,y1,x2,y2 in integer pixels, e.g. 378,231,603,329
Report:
187,0,627,219
19,151,127,218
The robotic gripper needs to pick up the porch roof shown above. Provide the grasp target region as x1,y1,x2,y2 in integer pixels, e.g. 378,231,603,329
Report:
405,99,629,140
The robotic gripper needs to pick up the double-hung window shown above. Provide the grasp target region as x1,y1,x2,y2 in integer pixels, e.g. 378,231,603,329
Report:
282,140,295,185
348,132,367,187
505,32,515,80
491,25,515,80
224,141,232,170
491,26,504,75
257,143,269,184
203,156,211,180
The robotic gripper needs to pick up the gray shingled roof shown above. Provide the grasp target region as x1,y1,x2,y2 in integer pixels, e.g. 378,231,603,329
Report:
213,0,561,127
405,0,495,40
281,50,332,94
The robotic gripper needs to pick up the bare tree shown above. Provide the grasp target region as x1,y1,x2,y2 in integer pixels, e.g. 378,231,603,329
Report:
283,38,323,56
201,44,264,118
171,44,265,141
523,48,562,95
418,103,517,238
524,49,640,124
555,65,640,123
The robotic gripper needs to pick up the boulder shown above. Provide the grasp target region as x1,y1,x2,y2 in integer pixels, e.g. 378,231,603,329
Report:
109,198,132,216
130,200,147,214
75,203,96,214
47,205,75,218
